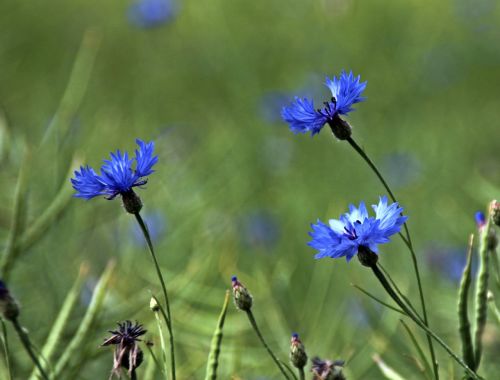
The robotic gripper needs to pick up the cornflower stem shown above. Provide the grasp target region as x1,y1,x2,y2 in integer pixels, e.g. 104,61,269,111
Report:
130,369,137,380
298,367,305,380
370,263,482,380
0,320,12,380
345,136,438,379
11,318,49,380
245,310,294,380
134,213,176,380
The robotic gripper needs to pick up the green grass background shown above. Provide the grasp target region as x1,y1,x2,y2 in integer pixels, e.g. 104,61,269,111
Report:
0,0,499,378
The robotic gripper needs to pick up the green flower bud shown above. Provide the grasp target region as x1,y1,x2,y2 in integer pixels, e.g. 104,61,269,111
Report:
290,333,308,369
231,276,253,311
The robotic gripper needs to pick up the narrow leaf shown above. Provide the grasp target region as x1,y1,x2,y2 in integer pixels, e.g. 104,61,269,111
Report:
457,234,475,369
28,263,89,380
205,290,230,380
52,260,115,378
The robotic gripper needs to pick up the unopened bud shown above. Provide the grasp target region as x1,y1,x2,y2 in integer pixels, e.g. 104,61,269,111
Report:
0,281,20,321
487,290,494,303
150,297,160,312
290,333,308,369
491,200,500,227
231,276,253,311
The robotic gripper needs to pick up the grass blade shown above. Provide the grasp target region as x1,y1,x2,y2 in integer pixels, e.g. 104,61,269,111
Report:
28,263,89,380
352,283,405,315
205,290,230,380
372,354,405,380
399,319,433,379
41,29,101,146
0,145,30,280
16,155,82,253
457,234,475,370
52,260,115,378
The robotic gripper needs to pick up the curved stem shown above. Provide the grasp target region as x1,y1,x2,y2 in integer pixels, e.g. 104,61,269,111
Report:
245,310,294,380
370,264,481,380
12,319,49,380
346,136,438,379
134,213,175,380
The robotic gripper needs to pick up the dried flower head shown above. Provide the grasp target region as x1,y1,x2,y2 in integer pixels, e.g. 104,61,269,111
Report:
311,356,346,380
102,321,147,378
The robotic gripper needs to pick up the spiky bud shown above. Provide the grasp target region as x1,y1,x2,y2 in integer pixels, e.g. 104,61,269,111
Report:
0,281,19,321
231,276,253,311
149,297,160,312
491,200,500,227
290,333,308,369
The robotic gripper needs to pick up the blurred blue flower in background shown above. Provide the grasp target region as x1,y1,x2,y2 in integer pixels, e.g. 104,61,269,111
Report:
380,152,422,189
262,136,293,174
259,92,291,123
128,0,178,29
425,245,477,283
475,211,486,229
71,139,158,200
240,211,280,251
309,196,407,262
281,70,366,136
131,211,167,246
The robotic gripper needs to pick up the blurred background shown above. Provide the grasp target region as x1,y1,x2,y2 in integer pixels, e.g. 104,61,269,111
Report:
0,0,499,378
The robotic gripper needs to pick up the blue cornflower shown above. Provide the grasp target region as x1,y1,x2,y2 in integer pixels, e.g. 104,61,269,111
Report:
281,70,367,137
308,196,407,263
475,211,486,229
128,0,177,29
71,139,158,208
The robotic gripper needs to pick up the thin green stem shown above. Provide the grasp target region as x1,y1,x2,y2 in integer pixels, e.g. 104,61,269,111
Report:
245,310,293,380
370,264,481,380
12,319,49,380
378,264,423,323
346,136,438,379
145,343,162,374
298,367,305,380
352,283,405,315
0,320,12,380
134,213,175,380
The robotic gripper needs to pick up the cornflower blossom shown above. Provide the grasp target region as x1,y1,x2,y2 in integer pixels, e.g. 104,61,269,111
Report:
281,70,366,137
308,196,407,263
71,139,158,213
128,0,177,28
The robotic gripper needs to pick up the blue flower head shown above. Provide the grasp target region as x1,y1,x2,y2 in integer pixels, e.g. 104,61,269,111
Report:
71,139,158,208
128,0,178,29
475,211,486,228
308,196,407,263
281,70,367,137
